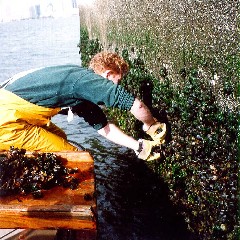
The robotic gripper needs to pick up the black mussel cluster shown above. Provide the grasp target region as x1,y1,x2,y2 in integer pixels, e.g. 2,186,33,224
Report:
0,147,79,199
151,75,238,239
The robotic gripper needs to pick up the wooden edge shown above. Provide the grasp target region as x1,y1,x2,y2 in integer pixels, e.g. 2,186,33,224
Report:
0,204,96,220
0,204,93,212
0,150,94,163
0,214,97,230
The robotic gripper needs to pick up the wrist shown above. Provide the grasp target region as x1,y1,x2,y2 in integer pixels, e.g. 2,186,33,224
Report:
143,119,156,132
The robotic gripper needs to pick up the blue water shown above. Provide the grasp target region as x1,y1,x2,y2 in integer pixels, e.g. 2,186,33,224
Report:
0,16,191,240
0,16,81,81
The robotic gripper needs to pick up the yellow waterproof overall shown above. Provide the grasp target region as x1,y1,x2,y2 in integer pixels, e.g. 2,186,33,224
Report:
0,89,78,151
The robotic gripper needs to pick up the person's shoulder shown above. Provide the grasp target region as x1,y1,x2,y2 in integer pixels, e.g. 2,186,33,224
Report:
45,64,82,70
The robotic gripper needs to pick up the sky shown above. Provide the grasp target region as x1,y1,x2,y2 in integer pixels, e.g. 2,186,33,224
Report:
0,0,80,22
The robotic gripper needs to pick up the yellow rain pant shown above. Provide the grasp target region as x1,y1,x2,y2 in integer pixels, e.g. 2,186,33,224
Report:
0,89,78,152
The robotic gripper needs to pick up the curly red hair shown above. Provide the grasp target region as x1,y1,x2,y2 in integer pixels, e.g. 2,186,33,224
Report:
89,52,129,77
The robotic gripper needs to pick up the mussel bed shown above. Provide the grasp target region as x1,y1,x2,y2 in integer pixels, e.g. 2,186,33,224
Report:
0,147,79,199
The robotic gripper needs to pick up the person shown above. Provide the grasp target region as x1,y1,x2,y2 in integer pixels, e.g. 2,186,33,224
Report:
0,52,166,161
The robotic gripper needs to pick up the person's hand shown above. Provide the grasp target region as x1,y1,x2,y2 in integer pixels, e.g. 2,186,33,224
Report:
145,120,166,145
135,139,161,161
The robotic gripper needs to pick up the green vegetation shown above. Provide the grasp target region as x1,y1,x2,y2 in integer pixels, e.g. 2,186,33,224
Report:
78,28,103,68
79,27,239,239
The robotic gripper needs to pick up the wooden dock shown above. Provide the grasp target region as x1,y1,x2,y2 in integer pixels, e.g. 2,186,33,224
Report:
0,151,97,238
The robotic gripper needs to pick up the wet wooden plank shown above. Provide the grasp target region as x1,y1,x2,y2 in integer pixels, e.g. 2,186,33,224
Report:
0,151,97,231
0,212,96,229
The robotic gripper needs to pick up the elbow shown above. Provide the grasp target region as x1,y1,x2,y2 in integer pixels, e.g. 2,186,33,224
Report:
98,123,110,137
130,98,144,114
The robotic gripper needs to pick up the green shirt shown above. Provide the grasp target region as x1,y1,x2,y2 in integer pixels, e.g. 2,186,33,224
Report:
3,65,135,130
5,65,135,110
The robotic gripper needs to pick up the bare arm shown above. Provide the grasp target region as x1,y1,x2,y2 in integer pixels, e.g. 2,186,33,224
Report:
98,122,139,151
130,98,155,131
97,99,160,160
97,121,160,161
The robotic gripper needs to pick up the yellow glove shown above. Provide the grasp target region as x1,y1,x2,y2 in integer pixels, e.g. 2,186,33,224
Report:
145,121,166,145
135,139,161,161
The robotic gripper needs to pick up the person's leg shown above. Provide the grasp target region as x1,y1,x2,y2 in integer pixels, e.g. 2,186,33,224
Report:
0,122,78,151
42,121,68,140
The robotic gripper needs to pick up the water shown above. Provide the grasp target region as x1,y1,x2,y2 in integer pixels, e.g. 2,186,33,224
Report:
0,16,81,82
0,16,192,240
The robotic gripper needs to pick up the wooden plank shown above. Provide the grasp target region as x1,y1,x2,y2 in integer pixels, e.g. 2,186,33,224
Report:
0,204,94,220
0,151,97,230
0,212,96,229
